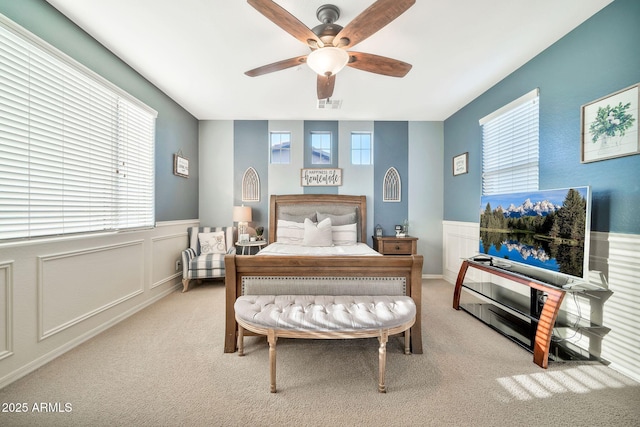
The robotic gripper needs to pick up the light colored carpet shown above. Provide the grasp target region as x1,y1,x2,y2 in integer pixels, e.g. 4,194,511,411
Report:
1,279,638,426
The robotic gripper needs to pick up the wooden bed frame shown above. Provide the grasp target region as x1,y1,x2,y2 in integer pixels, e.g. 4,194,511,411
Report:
224,194,423,354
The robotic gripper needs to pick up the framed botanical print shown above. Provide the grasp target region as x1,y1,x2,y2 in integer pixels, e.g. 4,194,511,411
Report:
581,83,639,163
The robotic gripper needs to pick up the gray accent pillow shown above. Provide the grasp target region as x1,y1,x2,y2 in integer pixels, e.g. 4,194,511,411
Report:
280,212,317,223
317,211,356,226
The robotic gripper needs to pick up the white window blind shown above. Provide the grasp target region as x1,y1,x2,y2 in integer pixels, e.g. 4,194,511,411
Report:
0,17,156,241
480,88,539,195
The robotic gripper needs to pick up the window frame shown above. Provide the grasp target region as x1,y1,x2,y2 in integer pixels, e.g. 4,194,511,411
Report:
269,131,291,164
310,131,332,165
351,131,373,165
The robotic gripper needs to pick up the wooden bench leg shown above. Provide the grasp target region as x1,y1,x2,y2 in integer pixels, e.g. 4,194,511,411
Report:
238,325,245,357
404,329,411,355
378,330,388,393
268,329,278,393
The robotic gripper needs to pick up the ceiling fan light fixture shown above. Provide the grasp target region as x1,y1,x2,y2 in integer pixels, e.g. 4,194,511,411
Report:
307,47,349,76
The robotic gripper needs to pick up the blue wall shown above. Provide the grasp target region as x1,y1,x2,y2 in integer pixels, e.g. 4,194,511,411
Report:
374,122,409,235
234,121,269,225
232,120,411,234
444,0,640,234
0,0,200,222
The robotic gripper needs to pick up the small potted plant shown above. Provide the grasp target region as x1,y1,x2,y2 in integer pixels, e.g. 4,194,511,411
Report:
255,226,264,241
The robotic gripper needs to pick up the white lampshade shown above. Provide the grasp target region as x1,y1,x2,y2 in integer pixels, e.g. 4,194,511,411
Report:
232,206,252,222
306,47,349,76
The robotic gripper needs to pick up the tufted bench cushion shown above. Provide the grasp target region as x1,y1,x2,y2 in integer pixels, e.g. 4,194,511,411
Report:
235,295,416,331
234,295,416,393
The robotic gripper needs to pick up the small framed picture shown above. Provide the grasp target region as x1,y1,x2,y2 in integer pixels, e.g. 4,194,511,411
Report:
453,152,468,176
174,153,189,178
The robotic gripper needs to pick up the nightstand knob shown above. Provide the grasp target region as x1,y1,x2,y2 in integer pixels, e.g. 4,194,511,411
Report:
395,245,400,250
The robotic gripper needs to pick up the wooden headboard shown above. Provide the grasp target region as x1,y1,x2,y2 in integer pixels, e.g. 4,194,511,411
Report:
268,194,367,243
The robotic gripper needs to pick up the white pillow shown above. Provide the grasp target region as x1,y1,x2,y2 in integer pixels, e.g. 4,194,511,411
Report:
276,219,305,245
198,232,227,254
303,217,333,247
332,223,357,246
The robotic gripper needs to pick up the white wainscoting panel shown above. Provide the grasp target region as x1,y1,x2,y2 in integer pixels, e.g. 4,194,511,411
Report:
37,241,144,341
599,232,640,382
442,220,479,283
0,220,198,389
0,261,12,360
443,221,640,383
151,232,188,289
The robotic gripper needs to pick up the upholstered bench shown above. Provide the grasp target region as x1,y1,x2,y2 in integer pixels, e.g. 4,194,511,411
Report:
234,295,416,393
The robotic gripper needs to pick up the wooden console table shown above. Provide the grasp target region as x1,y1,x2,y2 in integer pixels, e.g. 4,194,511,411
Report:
453,259,565,368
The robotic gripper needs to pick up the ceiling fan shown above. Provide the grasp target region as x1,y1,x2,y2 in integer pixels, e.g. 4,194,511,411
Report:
245,0,415,100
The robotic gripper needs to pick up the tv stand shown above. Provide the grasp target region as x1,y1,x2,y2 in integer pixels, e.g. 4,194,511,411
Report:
453,258,608,368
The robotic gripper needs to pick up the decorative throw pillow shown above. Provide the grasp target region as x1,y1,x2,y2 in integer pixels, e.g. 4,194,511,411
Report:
317,211,357,226
276,219,305,245
332,223,357,246
198,232,227,254
303,217,333,247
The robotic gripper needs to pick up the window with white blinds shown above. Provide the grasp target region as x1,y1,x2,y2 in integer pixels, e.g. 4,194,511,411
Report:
0,17,157,241
479,88,539,195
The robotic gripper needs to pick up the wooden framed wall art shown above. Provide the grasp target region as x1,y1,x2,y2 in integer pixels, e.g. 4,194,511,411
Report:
300,168,342,186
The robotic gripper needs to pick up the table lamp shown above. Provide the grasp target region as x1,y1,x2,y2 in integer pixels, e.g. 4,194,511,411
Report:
233,205,252,236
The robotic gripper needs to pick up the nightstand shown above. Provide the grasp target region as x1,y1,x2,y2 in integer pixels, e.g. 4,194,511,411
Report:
235,240,267,255
372,236,418,255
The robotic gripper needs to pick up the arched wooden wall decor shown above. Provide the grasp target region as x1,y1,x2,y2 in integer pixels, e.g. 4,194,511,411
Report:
383,167,401,202
242,167,260,202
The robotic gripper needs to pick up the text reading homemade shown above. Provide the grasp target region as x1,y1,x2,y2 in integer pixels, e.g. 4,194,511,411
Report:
300,168,343,186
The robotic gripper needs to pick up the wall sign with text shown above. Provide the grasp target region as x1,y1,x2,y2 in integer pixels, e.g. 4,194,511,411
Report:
300,168,342,186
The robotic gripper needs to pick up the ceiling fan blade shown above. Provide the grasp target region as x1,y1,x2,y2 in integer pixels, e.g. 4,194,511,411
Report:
333,0,415,48
245,55,307,77
317,74,336,99
247,0,322,47
347,52,412,77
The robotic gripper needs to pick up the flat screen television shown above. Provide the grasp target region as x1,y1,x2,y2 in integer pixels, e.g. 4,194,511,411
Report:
478,186,591,285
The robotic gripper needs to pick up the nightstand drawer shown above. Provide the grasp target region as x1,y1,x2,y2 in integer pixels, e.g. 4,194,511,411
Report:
372,236,418,255
380,240,413,254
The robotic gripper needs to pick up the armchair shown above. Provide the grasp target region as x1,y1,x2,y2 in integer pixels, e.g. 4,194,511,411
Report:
181,226,236,292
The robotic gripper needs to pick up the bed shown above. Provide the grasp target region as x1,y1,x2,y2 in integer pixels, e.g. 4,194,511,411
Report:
224,194,423,354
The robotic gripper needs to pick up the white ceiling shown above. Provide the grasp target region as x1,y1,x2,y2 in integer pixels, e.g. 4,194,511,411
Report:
45,0,612,121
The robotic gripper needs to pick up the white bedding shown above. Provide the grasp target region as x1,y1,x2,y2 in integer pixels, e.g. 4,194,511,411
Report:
256,242,381,256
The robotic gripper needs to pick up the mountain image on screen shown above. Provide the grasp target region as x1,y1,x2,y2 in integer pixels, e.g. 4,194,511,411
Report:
479,187,591,280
